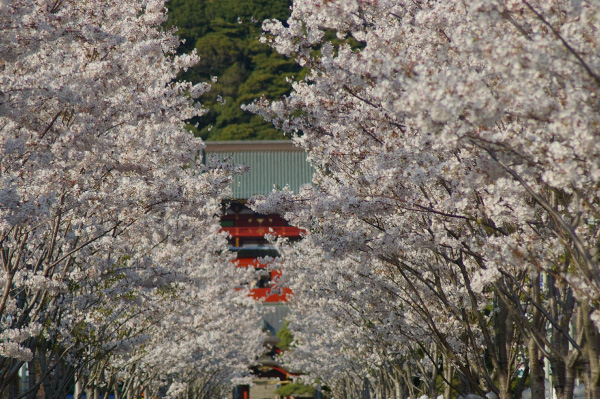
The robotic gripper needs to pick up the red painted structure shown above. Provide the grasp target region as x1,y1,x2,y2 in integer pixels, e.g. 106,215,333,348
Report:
222,226,303,238
221,202,302,303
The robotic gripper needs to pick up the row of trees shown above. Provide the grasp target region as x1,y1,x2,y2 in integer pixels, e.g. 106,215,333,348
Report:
0,1,262,398
247,0,600,398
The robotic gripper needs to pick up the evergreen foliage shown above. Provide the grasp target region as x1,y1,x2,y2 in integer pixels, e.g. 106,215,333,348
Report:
276,320,294,351
275,381,315,398
165,0,303,140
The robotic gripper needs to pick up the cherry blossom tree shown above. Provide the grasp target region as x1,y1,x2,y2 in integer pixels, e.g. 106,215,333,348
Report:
247,0,600,398
0,0,261,397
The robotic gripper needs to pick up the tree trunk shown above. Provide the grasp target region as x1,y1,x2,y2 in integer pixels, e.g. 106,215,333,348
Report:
75,372,84,399
8,377,18,399
580,303,600,399
392,374,404,399
443,356,453,399
527,338,546,399
547,271,576,399
494,289,514,399
430,344,439,399
26,360,39,399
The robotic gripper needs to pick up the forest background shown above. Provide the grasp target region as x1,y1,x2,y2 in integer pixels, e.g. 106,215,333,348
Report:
165,0,299,141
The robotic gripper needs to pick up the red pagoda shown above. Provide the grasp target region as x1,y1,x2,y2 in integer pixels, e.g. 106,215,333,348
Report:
204,141,313,399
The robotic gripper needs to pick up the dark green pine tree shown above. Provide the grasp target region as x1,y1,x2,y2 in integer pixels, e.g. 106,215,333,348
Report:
165,0,305,141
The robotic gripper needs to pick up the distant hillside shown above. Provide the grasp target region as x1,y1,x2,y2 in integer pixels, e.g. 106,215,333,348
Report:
165,0,303,141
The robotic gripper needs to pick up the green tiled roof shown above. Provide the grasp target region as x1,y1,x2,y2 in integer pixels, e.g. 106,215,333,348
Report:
204,141,314,199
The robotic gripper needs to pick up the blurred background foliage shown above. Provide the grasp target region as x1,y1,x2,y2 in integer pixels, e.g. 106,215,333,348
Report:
165,0,305,141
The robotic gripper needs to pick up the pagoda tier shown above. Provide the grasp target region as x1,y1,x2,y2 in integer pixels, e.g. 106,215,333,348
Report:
221,202,300,303
221,226,303,238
